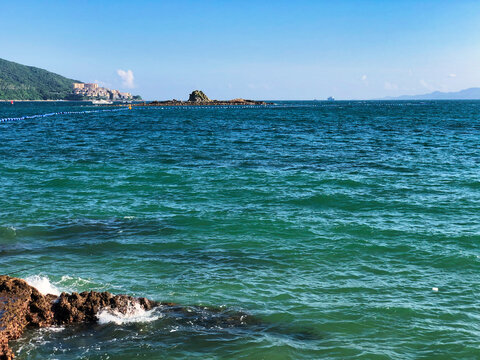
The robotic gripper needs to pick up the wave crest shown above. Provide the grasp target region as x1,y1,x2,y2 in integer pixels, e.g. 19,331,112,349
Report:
97,302,162,325
25,275,61,296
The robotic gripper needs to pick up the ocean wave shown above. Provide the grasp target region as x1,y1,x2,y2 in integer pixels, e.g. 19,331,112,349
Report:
0,225,17,240
24,274,98,296
13,217,175,242
25,275,61,296
59,275,95,289
97,302,162,325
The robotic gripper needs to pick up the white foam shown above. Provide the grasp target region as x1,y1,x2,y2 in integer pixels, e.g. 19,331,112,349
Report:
97,302,162,325
59,275,94,290
25,275,61,296
44,326,65,332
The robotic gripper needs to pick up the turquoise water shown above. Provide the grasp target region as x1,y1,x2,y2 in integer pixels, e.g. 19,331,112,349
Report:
1,101,480,359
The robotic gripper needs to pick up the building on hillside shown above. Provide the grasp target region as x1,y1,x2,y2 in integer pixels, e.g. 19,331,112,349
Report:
84,83,98,90
72,82,133,100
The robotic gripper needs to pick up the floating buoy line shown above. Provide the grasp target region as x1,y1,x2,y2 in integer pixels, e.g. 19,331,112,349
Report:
0,103,277,124
0,107,130,123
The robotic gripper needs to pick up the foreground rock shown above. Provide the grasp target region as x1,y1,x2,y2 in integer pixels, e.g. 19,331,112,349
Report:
52,291,158,325
0,275,159,360
0,275,258,360
0,276,54,360
0,275,321,358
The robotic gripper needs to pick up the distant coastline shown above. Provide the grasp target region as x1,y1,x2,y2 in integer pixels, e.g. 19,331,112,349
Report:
0,99,142,103
0,58,142,101
378,87,480,100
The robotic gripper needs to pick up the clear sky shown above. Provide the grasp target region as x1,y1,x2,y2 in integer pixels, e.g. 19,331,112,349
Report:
1,0,480,100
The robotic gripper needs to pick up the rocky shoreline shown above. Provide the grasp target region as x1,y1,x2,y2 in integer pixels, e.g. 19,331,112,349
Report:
0,275,253,360
0,275,157,359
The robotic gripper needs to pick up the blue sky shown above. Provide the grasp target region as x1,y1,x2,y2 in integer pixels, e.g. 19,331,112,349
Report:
1,0,480,100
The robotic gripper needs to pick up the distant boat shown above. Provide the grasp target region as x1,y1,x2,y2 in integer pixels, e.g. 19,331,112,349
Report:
327,96,335,101
92,99,113,105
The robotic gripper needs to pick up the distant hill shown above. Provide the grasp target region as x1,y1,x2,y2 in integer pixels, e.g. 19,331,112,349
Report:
381,87,480,100
0,58,81,100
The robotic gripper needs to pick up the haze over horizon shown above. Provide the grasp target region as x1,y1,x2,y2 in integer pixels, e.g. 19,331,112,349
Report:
1,0,480,100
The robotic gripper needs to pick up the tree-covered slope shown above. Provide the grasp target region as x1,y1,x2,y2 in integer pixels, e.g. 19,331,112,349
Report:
0,58,81,100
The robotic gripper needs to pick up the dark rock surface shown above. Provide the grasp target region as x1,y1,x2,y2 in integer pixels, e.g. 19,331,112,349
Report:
0,276,160,360
188,90,210,102
0,276,259,360
0,275,54,360
130,90,271,107
53,291,158,325
145,98,269,106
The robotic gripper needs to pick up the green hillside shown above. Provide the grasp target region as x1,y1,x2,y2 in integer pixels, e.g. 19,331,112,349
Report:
0,58,80,100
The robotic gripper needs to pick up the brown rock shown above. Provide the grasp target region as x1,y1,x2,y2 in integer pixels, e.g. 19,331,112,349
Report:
0,275,55,359
0,337,14,360
0,275,258,359
0,276,159,359
142,91,270,107
52,291,158,325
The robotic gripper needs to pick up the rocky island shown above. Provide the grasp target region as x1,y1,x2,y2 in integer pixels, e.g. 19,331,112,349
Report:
136,90,271,107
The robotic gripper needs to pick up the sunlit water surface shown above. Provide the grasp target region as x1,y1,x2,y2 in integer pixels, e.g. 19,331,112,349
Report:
1,101,480,359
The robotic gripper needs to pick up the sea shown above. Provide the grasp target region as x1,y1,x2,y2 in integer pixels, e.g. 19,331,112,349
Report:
1,100,479,359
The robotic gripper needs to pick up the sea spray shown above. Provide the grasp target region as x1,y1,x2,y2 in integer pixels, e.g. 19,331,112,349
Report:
97,302,162,325
25,275,61,296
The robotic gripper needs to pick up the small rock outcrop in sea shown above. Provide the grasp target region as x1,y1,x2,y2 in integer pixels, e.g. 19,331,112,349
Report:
130,90,271,107
188,90,211,102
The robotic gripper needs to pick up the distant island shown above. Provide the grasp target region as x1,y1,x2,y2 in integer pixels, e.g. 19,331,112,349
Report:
148,90,270,106
138,90,270,106
380,87,480,100
0,58,142,101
